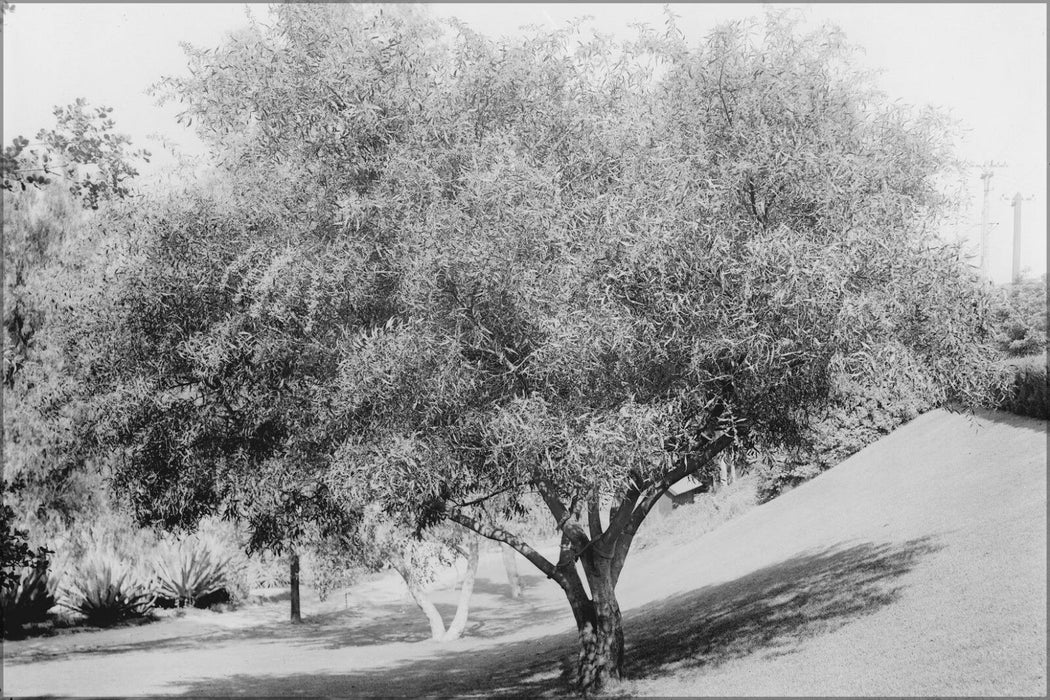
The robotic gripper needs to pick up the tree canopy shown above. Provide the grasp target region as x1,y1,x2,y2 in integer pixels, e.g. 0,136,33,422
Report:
64,5,1004,691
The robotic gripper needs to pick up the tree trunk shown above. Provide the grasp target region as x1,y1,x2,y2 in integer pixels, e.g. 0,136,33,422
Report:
289,551,302,624
561,553,625,694
501,543,522,599
407,580,448,640
442,533,480,640
718,454,728,489
392,559,447,640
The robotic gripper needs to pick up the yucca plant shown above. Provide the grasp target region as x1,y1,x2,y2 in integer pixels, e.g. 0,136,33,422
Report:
61,553,155,626
2,564,58,633
153,537,231,608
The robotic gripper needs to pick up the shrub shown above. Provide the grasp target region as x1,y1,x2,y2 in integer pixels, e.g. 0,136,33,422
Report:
1,502,57,634
999,354,1048,419
153,535,232,609
244,550,290,590
2,563,58,633
990,277,1047,357
756,344,937,503
60,551,154,625
303,548,358,602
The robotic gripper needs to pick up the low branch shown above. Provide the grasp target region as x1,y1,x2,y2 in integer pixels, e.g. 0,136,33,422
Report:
444,505,559,581
609,434,735,587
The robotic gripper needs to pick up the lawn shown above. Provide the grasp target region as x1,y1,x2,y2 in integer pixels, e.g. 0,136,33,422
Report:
3,408,1045,697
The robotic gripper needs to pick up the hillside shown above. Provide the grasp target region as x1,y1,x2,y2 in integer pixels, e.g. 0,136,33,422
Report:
3,409,1045,696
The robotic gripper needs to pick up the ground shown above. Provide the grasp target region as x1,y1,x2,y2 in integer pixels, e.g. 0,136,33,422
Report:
3,409,1046,697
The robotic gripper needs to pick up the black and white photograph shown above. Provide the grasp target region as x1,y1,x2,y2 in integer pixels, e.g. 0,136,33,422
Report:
2,2,1046,697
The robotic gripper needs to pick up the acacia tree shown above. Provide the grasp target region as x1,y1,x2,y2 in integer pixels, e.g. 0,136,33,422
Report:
68,5,1003,693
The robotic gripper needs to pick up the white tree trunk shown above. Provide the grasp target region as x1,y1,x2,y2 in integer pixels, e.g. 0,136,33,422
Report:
392,559,446,640
501,542,522,599
442,533,480,640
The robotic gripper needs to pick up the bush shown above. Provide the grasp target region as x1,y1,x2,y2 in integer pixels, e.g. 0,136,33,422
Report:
60,551,154,625
1,502,57,634
303,548,358,602
999,354,1048,419
2,563,58,633
756,344,937,503
990,276,1047,357
153,535,232,609
244,550,290,590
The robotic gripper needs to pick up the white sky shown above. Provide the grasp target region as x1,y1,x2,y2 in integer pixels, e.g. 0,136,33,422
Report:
3,3,1045,282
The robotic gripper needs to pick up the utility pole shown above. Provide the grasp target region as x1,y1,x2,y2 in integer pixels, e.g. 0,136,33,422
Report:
1009,192,1034,284
978,161,1007,279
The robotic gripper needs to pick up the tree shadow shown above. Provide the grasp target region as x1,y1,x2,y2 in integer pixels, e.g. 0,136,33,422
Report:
169,537,939,697
621,536,942,678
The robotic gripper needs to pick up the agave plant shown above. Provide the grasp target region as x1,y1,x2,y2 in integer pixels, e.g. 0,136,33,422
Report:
2,563,58,633
61,553,155,626
153,537,231,608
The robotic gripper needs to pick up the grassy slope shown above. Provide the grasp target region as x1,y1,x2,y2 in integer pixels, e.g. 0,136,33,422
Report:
611,408,1047,696
2,409,1045,697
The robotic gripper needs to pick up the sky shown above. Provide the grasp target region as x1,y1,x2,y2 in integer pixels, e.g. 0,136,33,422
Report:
3,3,1045,282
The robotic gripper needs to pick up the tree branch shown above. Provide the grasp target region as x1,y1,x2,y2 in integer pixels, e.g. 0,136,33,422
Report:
444,505,559,581
609,433,735,587
587,493,603,542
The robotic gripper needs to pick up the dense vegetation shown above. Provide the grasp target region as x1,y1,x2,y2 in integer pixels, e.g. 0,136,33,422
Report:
1,4,1024,692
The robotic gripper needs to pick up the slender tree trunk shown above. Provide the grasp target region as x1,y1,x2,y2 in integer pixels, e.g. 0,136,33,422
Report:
393,562,447,640
289,551,302,624
442,534,480,640
501,543,522,599
718,455,728,489
408,580,448,640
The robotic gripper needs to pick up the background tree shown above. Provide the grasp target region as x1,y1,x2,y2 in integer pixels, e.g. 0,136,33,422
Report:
3,101,148,539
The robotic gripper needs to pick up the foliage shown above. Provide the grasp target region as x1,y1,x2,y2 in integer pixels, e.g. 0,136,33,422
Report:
2,99,149,208
303,548,359,602
0,502,51,590
64,5,1006,690
1,502,57,632
3,108,144,537
756,342,939,502
60,550,154,625
989,275,1047,358
2,563,58,632
998,354,1048,420
152,534,233,608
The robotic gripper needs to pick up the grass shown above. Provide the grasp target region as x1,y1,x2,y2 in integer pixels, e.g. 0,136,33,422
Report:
3,409,1045,697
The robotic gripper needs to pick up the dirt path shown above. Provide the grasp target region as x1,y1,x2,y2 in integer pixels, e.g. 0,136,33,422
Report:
3,409,1045,697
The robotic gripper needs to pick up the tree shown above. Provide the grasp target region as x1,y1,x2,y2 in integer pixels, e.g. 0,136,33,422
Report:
3,101,148,537
68,5,1002,692
2,99,149,209
315,9,1001,691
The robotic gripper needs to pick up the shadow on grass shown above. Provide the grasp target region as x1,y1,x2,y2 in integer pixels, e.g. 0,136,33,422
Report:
168,537,939,697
